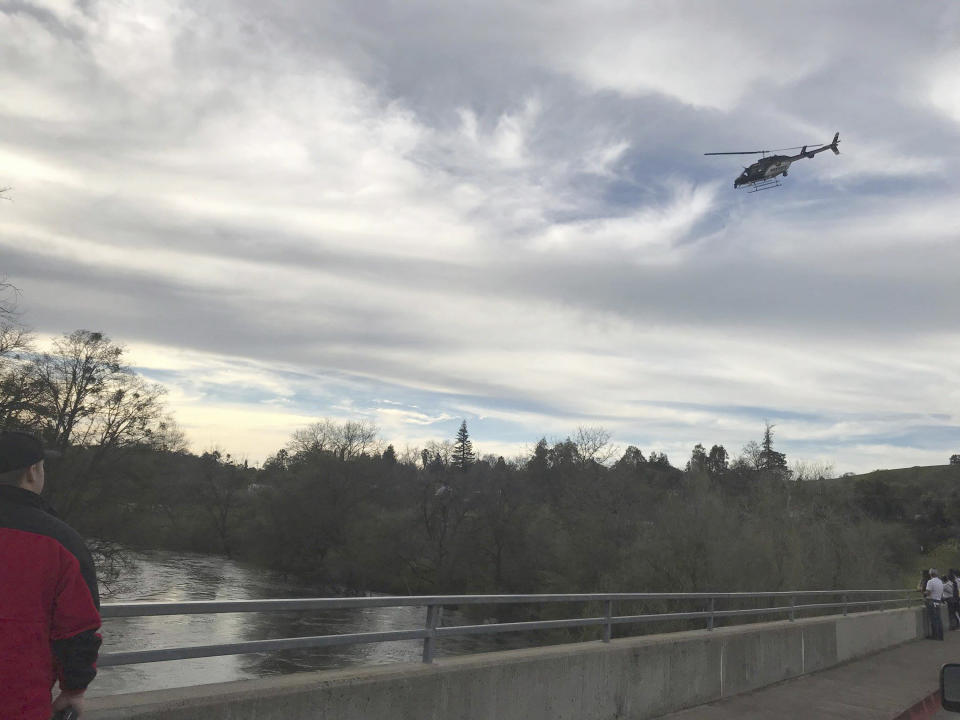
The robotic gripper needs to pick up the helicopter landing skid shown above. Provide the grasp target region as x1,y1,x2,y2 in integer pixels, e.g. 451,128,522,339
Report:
745,178,782,192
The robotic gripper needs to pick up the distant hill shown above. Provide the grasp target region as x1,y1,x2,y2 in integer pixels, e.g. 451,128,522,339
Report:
829,464,960,488
816,464,960,565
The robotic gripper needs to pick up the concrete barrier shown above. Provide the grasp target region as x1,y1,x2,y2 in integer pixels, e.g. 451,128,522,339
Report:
87,607,925,720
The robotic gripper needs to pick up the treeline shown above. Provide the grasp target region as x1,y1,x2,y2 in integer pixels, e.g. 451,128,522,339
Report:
0,295,921,594
64,420,915,595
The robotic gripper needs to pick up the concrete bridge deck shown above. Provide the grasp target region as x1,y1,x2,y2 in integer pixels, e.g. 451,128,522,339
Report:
659,629,960,720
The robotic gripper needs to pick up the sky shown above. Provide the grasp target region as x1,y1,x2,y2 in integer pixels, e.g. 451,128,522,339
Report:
1,0,959,473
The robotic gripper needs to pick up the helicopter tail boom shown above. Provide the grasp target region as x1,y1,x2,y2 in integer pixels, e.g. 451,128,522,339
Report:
792,132,840,161
830,132,840,154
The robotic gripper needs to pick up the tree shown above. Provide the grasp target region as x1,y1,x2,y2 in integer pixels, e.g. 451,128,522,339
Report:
472,456,526,590
195,451,250,556
0,280,29,358
31,330,125,450
706,445,728,478
382,444,397,466
573,426,616,465
334,419,380,460
742,440,763,470
759,423,790,480
686,443,707,473
0,280,35,428
791,460,834,482
950,454,960,466
288,419,338,454
648,451,671,468
451,420,475,472
424,439,453,469
28,330,170,518
288,418,379,460
853,477,904,521
262,448,289,473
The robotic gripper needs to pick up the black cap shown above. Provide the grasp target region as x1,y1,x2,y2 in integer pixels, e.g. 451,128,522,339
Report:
0,430,52,474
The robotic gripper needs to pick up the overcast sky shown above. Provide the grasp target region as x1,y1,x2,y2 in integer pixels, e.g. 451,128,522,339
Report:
2,0,959,472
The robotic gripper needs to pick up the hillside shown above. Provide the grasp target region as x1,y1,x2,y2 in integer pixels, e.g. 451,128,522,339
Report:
829,464,960,489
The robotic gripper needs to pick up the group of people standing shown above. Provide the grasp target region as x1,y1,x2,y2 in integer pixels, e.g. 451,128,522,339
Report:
921,568,960,640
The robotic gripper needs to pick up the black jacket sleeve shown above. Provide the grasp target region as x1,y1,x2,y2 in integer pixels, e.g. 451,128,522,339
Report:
52,630,103,692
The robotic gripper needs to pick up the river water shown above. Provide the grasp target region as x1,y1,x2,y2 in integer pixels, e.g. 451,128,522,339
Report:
90,549,536,697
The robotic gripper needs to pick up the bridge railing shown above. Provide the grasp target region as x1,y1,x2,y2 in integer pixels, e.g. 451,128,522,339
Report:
99,589,919,667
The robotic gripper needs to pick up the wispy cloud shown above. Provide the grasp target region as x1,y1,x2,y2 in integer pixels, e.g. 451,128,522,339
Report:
1,0,958,471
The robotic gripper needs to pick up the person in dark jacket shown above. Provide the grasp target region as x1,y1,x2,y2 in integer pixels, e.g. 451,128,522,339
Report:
0,430,101,719
948,570,960,631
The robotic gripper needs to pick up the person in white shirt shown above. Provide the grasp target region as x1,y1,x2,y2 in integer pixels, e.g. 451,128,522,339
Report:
925,568,945,641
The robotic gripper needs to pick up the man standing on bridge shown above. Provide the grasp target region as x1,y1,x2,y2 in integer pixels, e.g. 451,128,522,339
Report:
0,430,102,719
924,568,944,641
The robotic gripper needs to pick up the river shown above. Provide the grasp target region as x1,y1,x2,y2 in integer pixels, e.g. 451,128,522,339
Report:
90,549,536,698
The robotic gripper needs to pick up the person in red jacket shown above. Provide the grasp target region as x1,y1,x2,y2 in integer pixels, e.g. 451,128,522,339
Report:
0,430,102,719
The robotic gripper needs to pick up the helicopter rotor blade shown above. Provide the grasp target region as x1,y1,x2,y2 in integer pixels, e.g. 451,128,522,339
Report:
767,144,822,152
705,143,826,156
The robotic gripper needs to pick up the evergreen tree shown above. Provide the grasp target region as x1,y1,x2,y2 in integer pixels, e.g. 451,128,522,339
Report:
382,444,397,466
759,423,790,479
451,420,475,472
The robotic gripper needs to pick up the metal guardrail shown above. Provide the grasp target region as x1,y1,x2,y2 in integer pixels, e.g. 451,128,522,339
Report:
98,589,919,667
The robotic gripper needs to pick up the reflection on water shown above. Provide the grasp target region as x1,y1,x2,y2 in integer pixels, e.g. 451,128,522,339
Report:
90,549,535,697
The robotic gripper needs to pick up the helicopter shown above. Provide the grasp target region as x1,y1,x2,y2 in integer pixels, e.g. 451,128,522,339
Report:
705,132,840,191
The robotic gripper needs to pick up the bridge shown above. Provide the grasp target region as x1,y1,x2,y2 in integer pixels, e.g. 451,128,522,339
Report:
84,590,949,719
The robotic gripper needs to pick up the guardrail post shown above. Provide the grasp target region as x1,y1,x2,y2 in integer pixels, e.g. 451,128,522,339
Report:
706,597,715,631
789,594,795,622
422,604,441,663
842,594,848,616
603,600,613,643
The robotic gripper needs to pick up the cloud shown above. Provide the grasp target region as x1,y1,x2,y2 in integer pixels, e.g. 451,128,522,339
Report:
929,51,960,125
1,0,959,471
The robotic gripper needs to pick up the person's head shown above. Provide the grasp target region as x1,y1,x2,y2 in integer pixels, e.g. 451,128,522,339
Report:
930,568,939,578
0,431,48,494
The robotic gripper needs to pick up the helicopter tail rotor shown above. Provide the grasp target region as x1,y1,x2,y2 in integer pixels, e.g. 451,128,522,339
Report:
830,132,840,155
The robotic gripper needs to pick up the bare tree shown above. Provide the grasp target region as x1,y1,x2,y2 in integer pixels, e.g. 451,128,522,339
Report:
31,330,125,450
87,538,135,598
151,416,188,453
1,280,16,320
29,330,171,518
791,460,835,482
573,426,617,464
81,372,166,450
288,418,380,460
741,440,764,470
0,367,39,428
424,439,454,467
0,280,35,429
288,418,339,454
0,280,30,358
335,419,379,460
